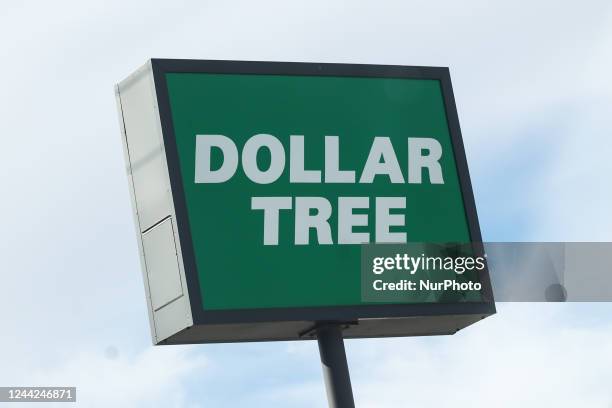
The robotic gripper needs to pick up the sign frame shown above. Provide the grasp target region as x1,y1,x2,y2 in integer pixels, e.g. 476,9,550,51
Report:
118,58,495,344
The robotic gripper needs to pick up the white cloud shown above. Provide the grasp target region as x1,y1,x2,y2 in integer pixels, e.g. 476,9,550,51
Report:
14,346,206,408
349,304,612,407
530,100,612,241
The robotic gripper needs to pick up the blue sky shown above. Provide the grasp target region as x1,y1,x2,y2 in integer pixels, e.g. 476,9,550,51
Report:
1,1,612,407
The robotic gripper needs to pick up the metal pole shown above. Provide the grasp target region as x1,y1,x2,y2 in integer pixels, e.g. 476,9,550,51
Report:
316,324,355,408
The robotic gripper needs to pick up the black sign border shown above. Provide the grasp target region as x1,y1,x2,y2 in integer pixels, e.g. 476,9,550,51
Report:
151,58,496,329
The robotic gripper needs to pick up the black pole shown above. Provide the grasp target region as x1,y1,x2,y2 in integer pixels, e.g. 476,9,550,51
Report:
316,324,355,408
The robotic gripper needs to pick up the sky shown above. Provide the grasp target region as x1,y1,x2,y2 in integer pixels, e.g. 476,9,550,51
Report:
1,0,612,407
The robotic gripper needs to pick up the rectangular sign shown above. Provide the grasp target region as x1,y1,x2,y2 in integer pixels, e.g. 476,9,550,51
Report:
116,59,495,344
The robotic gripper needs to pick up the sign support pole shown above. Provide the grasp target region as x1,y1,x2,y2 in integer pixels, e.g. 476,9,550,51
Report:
316,324,355,408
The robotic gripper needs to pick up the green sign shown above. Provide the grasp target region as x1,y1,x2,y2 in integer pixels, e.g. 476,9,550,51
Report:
117,59,494,344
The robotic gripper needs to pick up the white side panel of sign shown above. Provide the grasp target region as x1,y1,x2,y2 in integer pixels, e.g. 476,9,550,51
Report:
116,61,193,344
142,218,184,311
